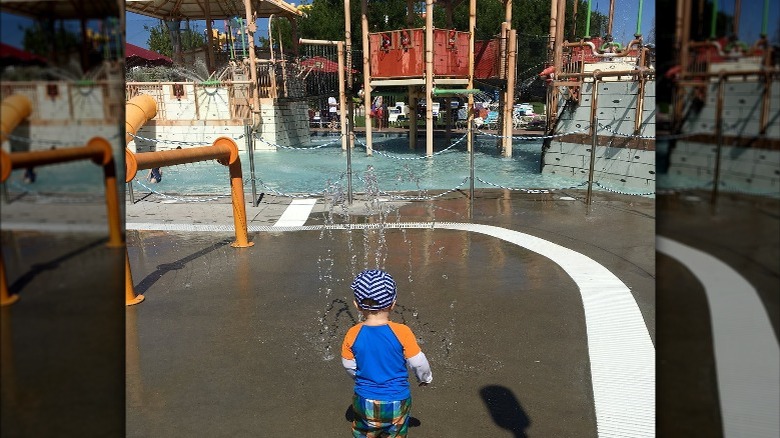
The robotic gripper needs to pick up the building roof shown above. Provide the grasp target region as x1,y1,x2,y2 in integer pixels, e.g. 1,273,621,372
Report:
125,43,174,67
126,0,301,20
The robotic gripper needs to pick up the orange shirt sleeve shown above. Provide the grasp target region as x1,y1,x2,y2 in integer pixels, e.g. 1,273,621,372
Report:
388,322,422,359
341,323,363,360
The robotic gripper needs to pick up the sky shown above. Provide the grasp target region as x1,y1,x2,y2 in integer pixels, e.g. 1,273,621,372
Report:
1,1,778,53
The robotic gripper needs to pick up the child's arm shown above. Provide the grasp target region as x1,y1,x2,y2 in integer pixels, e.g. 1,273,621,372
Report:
406,352,433,385
341,357,357,380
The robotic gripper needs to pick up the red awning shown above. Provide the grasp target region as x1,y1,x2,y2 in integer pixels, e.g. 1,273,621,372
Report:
125,43,173,67
0,42,47,65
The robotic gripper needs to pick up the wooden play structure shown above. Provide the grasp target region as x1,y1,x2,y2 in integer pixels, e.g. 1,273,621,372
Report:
356,0,517,157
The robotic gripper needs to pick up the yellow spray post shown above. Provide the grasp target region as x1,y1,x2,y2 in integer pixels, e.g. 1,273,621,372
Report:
125,94,158,144
123,97,253,304
124,95,158,306
1,95,123,305
0,138,124,305
0,94,32,144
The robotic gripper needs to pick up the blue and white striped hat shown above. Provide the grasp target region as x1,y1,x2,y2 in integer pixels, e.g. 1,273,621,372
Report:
351,269,397,310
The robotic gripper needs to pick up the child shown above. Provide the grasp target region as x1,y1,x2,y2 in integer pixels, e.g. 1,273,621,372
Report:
342,269,433,437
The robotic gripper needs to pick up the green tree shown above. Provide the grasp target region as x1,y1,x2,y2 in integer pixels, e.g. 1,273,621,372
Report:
144,21,205,57
22,20,80,57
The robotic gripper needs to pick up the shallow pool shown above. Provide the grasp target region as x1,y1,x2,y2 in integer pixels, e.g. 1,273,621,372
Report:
5,134,654,198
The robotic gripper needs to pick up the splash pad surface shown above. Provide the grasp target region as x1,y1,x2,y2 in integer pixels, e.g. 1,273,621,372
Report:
124,192,655,437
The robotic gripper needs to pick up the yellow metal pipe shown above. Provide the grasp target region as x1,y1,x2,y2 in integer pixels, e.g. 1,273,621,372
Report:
0,95,32,144
125,94,157,145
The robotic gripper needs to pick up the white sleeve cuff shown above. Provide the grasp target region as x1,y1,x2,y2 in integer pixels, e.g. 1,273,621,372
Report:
406,352,433,383
342,358,357,379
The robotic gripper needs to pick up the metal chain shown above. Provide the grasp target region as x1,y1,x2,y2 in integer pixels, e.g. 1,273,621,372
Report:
354,175,471,201
128,131,245,146
597,123,655,139
593,181,655,196
353,133,467,160
3,132,122,147
476,124,591,141
256,134,344,150
475,176,587,192
133,179,231,202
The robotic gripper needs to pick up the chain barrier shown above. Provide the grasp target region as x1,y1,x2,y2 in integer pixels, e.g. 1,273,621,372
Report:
128,131,245,147
251,177,333,199
4,132,122,147
593,181,655,196
597,123,655,140
476,124,591,141
475,176,587,192
256,134,344,150
353,133,467,160
354,175,471,201
3,181,106,203
132,179,231,202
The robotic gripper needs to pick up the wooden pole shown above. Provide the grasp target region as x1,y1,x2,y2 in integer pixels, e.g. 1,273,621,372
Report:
407,0,418,150
425,0,434,157
243,0,260,125
608,0,616,35
467,0,476,153
503,29,517,157
268,16,278,99
205,1,215,73
361,0,373,155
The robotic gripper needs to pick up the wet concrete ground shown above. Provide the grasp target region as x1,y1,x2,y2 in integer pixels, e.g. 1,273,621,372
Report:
656,192,780,437
2,189,655,436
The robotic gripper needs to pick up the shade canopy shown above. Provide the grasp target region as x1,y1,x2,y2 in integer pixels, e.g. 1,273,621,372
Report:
125,42,173,67
0,0,118,19
126,0,301,20
0,42,47,66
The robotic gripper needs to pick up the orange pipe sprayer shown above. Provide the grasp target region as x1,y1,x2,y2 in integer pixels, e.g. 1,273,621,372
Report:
0,94,32,144
124,137,253,305
125,94,157,144
0,137,123,306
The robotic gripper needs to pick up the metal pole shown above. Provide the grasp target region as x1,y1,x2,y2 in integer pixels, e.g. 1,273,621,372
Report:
469,119,475,219
586,77,600,205
711,76,725,205
347,114,354,205
128,181,135,203
246,123,258,207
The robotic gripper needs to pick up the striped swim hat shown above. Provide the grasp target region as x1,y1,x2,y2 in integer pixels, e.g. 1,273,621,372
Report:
351,269,397,310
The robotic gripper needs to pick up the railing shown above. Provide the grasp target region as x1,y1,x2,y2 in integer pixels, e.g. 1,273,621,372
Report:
126,81,254,121
0,81,120,123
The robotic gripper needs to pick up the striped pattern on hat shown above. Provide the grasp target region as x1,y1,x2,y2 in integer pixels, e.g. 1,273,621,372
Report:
351,269,397,310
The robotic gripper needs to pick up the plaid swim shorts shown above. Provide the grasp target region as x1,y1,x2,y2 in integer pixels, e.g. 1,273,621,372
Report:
351,393,412,438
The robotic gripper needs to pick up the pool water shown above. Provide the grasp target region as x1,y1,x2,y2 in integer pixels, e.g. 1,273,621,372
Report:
5,135,655,198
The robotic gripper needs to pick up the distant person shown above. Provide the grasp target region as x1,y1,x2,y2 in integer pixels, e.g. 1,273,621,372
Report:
372,96,384,130
148,167,162,183
23,167,36,183
328,96,338,130
381,100,389,130
342,269,433,438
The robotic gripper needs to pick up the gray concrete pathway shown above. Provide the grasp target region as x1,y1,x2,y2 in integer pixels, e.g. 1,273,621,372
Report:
1,189,655,437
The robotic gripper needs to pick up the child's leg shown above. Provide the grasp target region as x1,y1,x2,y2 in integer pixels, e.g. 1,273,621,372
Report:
351,394,412,438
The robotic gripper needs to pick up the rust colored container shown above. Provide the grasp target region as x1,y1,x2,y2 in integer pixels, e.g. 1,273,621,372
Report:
432,29,469,76
370,29,425,78
370,28,470,78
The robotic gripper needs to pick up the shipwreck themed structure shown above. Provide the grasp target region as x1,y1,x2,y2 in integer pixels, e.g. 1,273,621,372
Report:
540,0,656,195
666,0,779,196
